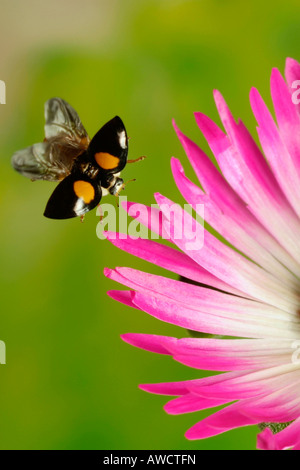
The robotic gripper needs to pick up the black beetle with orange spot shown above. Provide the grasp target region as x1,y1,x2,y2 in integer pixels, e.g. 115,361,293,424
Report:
11,98,145,219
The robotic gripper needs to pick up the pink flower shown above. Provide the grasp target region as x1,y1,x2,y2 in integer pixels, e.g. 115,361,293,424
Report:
104,58,300,450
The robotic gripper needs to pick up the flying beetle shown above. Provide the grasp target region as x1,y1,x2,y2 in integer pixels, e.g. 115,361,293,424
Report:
11,98,144,220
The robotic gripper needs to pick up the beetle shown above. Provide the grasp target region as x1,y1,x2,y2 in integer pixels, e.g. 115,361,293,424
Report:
11,98,144,220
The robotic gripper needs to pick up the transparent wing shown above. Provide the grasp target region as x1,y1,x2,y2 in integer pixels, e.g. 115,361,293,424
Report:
11,137,90,182
11,98,90,182
12,142,59,181
44,97,89,143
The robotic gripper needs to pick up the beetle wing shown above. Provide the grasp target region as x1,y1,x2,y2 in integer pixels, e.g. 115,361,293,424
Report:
88,116,128,176
44,97,89,144
11,98,90,182
44,174,102,219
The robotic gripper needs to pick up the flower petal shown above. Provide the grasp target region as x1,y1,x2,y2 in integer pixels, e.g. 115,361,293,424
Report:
257,417,300,450
251,83,300,219
162,337,300,372
105,267,297,322
104,232,241,295
285,57,300,115
155,193,300,312
132,291,300,339
185,385,300,439
139,371,247,396
107,289,138,309
121,333,173,355
195,106,300,265
171,157,300,283
164,394,231,415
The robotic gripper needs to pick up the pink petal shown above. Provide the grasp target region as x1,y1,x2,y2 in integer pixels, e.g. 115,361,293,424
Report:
173,119,293,267
140,371,247,395
257,417,300,450
105,267,297,323
155,193,300,312
171,157,300,283
107,289,138,309
164,393,231,415
104,232,242,296
132,291,300,339
213,89,284,205
173,352,296,373
163,337,298,372
271,68,300,133
271,68,300,191
195,105,300,265
187,364,300,399
251,82,300,219
257,428,280,450
285,57,300,115
185,387,300,439
121,333,173,355
185,400,260,439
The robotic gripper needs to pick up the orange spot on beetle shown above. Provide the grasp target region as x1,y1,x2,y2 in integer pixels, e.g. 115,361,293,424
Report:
73,180,95,203
94,152,120,170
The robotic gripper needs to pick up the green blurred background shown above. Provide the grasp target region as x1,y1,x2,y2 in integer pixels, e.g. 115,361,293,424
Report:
0,0,299,450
